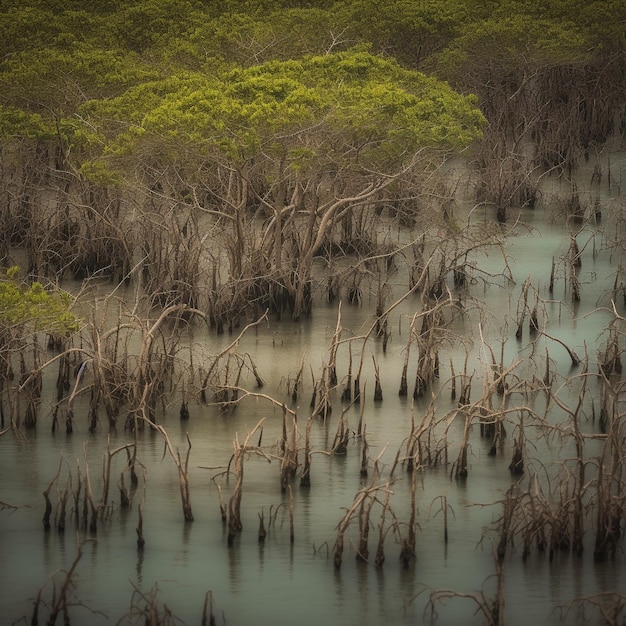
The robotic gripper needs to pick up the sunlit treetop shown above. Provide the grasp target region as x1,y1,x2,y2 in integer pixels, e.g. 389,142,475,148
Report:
0,268,80,337
78,50,485,179
0,106,56,141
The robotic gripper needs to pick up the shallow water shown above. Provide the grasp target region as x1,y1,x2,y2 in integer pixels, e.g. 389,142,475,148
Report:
1,158,625,625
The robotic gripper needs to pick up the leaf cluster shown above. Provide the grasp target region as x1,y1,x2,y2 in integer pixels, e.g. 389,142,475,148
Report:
0,268,80,336
0,0,622,182
75,50,484,182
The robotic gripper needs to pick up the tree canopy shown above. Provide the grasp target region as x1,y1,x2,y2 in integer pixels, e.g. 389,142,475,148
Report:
0,268,79,337
1,0,622,156
0,0,623,316
78,50,484,182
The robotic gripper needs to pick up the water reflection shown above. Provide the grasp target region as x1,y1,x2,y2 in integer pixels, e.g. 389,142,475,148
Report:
228,535,242,592
135,547,144,584
1,159,626,625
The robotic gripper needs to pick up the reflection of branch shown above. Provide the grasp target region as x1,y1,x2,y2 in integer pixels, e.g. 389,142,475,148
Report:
0,499,27,511
32,534,99,625
559,591,626,624
422,546,504,626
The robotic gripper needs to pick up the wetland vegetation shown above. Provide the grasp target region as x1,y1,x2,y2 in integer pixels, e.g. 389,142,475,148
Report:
0,1,625,624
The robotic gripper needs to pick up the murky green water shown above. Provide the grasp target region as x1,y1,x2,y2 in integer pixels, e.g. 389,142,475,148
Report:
1,156,625,625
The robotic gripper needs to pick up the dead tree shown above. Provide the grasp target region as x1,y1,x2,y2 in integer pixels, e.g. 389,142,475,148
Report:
333,448,390,568
146,423,195,522
226,418,267,544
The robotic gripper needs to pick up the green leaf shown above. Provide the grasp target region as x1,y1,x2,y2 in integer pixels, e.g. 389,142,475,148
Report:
0,268,80,336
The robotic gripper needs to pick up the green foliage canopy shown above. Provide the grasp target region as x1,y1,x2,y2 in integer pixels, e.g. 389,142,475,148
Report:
79,50,484,183
1,0,620,190
0,268,79,337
